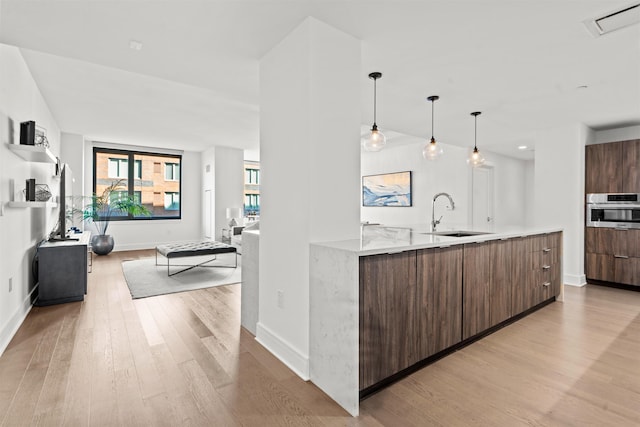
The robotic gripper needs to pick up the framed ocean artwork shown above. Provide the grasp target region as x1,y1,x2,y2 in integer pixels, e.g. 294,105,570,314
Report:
362,171,412,207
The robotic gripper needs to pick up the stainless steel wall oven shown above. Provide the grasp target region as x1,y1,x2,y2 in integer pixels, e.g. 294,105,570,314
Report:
586,193,640,228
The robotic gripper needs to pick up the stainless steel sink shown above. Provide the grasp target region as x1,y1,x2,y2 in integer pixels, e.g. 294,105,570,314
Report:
424,230,493,237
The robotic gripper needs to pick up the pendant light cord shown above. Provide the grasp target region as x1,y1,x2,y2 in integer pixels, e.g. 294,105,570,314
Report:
431,99,434,139
474,114,477,149
373,77,377,127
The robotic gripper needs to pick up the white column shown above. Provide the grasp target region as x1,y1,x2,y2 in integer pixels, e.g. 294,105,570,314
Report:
201,146,244,240
258,17,361,378
533,123,590,287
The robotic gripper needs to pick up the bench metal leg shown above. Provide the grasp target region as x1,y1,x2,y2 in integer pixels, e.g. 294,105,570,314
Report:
155,248,238,277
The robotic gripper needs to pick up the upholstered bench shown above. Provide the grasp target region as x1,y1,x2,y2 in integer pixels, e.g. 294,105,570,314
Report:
155,240,237,276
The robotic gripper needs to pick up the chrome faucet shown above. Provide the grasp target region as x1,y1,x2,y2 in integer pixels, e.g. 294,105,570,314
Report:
432,192,455,231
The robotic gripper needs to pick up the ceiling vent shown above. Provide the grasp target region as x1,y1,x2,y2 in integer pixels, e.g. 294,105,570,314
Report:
583,3,640,37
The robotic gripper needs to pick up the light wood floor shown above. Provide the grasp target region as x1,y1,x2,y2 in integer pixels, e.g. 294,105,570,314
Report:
1,250,639,426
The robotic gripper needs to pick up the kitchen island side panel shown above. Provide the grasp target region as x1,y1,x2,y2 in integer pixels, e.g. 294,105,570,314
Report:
309,244,360,416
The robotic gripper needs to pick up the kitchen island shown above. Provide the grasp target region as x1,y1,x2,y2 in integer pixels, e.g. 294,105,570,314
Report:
309,225,563,416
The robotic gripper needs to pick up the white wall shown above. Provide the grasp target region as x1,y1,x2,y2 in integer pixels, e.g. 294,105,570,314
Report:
523,159,535,226
533,123,588,287
259,17,361,378
594,125,640,144
361,141,529,228
0,44,61,355
83,141,202,250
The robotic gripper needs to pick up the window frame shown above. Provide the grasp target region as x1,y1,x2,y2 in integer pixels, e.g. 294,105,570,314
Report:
93,147,182,221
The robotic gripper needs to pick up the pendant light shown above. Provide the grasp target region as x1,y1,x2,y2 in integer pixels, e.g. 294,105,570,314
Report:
423,95,443,160
467,111,485,167
362,72,386,152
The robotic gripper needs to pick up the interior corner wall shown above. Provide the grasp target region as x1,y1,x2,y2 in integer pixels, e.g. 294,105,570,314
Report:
533,123,586,287
259,17,361,378
83,140,202,250
0,44,61,355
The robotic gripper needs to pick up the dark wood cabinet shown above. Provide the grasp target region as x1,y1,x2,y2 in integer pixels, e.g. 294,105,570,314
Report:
621,140,640,193
585,142,622,194
359,251,418,389
416,246,462,358
586,140,640,194
490,240,513,326
511,237,531,316
462,242,492,339
585,227,640,286
359,231,562,392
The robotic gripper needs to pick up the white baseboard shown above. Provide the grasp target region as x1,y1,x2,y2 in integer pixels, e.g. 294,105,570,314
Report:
0,285,36,357
564,273,587,287
256,322,310,380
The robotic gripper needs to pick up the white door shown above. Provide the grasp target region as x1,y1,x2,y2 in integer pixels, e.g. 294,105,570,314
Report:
472,165,494,227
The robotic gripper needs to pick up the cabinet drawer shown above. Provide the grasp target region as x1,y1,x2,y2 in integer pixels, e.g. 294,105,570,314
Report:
528,232,561,252
586,253,615,282
529,248,560,270
613,256,640,286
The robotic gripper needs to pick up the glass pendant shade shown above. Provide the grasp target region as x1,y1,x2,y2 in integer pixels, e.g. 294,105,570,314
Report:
423,95,443,160
467,111,485,167
467,146,485,166
363,72,386,152
362,125,386,152
423,137,443,160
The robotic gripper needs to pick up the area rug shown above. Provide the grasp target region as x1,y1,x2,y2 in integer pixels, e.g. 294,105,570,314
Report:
122,253,241,299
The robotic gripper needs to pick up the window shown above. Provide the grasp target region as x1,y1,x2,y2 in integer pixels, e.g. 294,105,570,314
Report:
164,192,180,210
134,160,142,179
165,162,180,181
108,158,128,178
94,147,182,220
244,194,260,215
245,168,260,184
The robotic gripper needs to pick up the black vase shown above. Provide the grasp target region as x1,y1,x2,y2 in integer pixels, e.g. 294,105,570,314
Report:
91,235,114,256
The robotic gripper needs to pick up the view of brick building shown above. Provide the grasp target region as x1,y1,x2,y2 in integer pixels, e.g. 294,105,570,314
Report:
244,160,260,218
95,151,181,218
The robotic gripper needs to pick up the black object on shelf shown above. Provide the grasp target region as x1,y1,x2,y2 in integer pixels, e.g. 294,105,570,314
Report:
26,178,36,201
20,120,35,145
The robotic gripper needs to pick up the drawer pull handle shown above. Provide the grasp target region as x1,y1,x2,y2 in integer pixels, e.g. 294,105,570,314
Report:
614,255,629,259
542,282,551,287
543,248,551,253
542,265,551,270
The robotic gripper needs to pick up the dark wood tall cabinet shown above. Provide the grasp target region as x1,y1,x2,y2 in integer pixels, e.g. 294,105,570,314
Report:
585,139,640,286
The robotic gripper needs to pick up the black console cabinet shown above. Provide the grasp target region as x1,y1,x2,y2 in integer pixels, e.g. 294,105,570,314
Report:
36,232,89,306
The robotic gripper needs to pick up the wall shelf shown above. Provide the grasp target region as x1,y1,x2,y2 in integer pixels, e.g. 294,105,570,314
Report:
8,201,57,208
6,143,57,163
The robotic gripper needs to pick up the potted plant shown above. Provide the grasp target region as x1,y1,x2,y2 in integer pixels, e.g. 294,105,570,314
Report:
82,179,150,255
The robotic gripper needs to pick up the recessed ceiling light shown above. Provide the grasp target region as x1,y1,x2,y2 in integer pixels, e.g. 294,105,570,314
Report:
518,145,528,150
129,40,143,51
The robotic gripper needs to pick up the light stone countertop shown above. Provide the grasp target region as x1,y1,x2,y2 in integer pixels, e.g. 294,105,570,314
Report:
311,224,564,256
